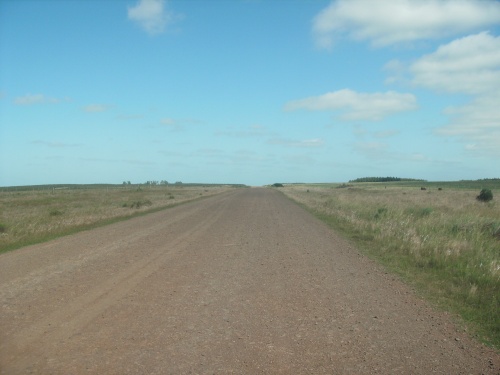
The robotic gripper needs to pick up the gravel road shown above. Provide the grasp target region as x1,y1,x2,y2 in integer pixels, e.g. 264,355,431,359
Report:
1,188,499,374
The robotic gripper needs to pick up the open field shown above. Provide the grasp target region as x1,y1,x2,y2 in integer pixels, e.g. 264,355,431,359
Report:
280,181,500,348
0,184,243,253
1,188,498,373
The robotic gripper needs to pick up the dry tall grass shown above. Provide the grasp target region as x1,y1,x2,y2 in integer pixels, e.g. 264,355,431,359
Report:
282,184,500,347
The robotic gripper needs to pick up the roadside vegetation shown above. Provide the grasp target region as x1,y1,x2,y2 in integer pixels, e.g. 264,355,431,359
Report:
280,180,500,348
0,184,241,253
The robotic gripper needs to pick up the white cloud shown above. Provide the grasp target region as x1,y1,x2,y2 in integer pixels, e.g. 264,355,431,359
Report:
401,32,500,157
313,0,500,49
14,94,65,105
127,0,176,35
82,104,112,113
438,93,500,157
410,32,500,95
284,89,417,121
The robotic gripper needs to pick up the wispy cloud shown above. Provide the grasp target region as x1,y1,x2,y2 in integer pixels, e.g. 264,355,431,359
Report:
267,137,325,148
398,32,500,157
116,114,144,120
313,0,500,49
353,141,439,164
383,59,409,85
159,117,201,131
32,140,82,148
353,141,390,159
352,125,399,139
374,130,400,138
160,117,183,132
161,118,175,125
439,93,500,157
82,104,113,113
127,0,180,35
215,125,269,138
81,157,155,166
285,89,417,121
14,94,68,105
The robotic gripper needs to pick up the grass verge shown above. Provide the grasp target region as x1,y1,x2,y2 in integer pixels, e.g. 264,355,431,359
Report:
280,182,500,349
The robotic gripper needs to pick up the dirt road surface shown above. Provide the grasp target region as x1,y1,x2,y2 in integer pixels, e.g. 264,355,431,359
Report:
1,188,499,374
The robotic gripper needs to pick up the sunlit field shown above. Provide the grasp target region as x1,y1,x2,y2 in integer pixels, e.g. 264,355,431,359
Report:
0,184,240,253
281,181,500,348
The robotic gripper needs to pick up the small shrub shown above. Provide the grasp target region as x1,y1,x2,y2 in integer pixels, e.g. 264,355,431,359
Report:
129,200,152,209
49,209,63,216
476,189,493,202
406,207,433,218
480,222,500,240
0,224,6,233
374,207,388,219
272,183,284,188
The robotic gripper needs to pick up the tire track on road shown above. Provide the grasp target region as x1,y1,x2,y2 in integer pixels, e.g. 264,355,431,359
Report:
0,191,237,373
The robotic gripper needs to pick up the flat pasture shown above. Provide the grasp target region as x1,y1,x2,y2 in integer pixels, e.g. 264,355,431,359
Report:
281,181,500,348
0,184,240,253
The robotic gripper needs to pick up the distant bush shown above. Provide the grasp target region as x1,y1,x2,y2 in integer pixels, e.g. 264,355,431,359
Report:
124,200,153,209
49,209,63,216
272,183,284,188
477,189,493,202
0,223,6,233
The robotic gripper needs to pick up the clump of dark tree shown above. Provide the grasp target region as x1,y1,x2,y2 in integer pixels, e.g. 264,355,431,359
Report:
349,177,426,183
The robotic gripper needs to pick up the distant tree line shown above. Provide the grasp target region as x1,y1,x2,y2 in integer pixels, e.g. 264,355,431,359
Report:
122,180,171,186
349,177,426,183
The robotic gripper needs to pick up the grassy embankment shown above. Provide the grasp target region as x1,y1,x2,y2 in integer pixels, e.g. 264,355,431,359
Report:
281,180,500,348
0,184,240,254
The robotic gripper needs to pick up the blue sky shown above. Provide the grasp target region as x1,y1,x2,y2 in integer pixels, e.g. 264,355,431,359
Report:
1,0,499,186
